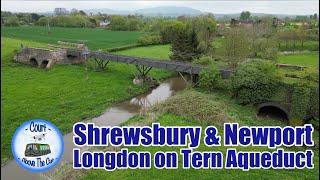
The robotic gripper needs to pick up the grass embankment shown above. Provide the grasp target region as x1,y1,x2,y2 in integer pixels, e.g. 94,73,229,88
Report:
1,26,143,50
82,90,319,179
1,38,173,163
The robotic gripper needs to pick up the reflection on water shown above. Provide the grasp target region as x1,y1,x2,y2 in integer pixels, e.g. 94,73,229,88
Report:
1,76,187,180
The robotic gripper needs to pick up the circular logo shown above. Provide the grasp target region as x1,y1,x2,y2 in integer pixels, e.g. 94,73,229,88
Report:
11,119,64,172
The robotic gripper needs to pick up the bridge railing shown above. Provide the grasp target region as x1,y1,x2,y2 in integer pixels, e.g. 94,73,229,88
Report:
67,49,233,77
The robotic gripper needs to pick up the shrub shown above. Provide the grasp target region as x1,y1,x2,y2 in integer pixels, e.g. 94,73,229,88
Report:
230,60,281,104
199,63,222,90
192,56,214,66
5,16,20,27
288,82,319,120
260,47,278,60
301,67,319,82
137,34,161,46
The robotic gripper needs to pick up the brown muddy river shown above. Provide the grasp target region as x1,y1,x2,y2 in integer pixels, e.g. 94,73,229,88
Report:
1,77,187,180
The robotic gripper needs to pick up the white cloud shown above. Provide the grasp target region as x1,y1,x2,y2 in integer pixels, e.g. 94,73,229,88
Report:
1,1,319,15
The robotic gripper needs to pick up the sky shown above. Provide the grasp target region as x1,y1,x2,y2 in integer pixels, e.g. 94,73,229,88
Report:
1,1,319,15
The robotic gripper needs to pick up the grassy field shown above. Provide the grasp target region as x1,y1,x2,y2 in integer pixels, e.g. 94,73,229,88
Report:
117,43,319,69
1,26,143,50
116,45,171,60
277,52,319,67
1,38,172,163
82,89,319,179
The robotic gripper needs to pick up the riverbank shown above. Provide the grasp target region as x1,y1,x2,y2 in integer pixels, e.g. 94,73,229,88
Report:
80,89,319,179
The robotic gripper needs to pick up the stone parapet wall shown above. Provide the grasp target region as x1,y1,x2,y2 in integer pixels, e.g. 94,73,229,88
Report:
14,47,86,68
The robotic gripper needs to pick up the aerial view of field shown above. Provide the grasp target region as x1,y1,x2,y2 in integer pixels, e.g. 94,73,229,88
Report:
1,26,143,50
1,1,319,180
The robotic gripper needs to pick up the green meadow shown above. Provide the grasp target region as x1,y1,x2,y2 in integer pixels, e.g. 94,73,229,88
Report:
116,45,171,60
1,26,143,50
278,52,319,67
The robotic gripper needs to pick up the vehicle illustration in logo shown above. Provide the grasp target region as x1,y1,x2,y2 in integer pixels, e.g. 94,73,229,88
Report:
25,143,51,157
12,119,64,172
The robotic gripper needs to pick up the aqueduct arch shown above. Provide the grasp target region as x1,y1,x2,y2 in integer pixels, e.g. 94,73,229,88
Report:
257,102,289,121
29,58,38,67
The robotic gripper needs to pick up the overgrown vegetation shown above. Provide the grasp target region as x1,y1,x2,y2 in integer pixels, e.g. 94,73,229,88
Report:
198,63,223,90
230,60,282,104
152,90,229,125
287,83,319,122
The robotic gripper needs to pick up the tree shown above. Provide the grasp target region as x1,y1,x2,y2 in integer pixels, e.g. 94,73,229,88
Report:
170,26,201,62
191,15,217,55
30,13,42,22
222,28,250,69
109,15,127,31
159,20,185,44
246,20,278,59
5,16,19,26
297,25,308,47
127,17,142,31
312,13,318,19
240,11,251,21
79,10,87,16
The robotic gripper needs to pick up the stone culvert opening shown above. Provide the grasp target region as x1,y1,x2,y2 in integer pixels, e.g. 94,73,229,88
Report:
67,54,78,60
29,58,38,67
40,60,49,68
257,106,289,121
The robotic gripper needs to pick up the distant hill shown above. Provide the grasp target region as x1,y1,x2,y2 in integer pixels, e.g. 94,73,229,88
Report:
135,6,203,16
213,13,298,20
38,6,311,19
84,6,203,17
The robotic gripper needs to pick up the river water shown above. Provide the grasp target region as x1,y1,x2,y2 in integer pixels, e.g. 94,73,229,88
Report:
1,77,187,180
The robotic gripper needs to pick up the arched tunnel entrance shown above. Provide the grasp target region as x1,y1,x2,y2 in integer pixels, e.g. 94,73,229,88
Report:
29,58,38,67
67,54,78,60
40,60,49,68
257,105,289,121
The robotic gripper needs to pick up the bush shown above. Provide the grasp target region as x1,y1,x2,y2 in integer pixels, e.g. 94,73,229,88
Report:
260,47,278,60
5,16,20,27
192,56,214,66
301,67,319,82
252,38,279,60
288,82,319,120
137,34,161,46
230,60,281,104
199,63,222,90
